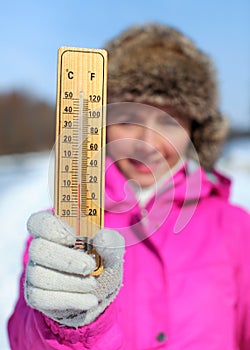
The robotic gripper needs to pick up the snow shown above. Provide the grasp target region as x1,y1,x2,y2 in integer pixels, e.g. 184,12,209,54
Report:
1,140,250,349
0,151,52,350
217,138,250,211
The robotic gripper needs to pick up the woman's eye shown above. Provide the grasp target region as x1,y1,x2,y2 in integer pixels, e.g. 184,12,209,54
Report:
159,118,179,127
118,122,133,126
113,115,134,125
117,118,143,127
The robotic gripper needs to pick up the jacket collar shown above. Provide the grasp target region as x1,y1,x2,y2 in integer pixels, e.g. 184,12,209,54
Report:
105,156,231,212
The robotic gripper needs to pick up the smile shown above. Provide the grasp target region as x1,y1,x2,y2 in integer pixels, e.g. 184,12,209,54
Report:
129,158,162,173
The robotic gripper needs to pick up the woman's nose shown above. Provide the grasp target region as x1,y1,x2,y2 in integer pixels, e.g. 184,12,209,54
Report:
133,125,161,155
140,125,159,144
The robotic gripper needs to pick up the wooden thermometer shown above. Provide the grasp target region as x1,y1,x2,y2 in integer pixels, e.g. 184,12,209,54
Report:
54,47,107,276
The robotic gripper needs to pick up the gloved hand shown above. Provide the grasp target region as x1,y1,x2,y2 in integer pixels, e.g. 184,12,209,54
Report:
24,210,125,328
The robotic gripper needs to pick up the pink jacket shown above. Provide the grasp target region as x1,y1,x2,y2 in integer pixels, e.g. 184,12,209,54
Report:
8,159,250,349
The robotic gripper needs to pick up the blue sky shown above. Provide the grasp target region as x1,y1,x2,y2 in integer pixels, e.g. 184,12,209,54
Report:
0,0,249,129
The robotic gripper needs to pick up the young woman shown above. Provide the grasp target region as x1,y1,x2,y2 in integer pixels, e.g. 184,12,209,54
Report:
8,23,250,350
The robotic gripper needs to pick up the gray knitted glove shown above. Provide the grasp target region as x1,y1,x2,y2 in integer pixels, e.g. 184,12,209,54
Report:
25,210,124,328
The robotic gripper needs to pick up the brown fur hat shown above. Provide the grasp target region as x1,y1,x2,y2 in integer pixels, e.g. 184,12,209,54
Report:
105,23,229,170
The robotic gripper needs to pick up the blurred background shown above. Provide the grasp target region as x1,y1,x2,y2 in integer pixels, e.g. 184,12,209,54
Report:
0,1,249,348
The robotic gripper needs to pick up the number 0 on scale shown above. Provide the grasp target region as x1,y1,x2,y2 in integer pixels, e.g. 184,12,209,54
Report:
54,47,107,276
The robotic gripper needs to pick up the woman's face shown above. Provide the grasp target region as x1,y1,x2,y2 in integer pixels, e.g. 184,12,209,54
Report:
106,103,191,188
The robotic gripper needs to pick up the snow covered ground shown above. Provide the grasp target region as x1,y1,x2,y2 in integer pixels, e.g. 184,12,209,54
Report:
0,151,52,349
1,139,250,349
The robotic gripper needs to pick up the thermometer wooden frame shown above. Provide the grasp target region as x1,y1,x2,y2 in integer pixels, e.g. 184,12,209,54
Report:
54,47,107,276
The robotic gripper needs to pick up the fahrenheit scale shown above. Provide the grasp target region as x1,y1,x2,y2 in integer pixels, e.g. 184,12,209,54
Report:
54,47,107,276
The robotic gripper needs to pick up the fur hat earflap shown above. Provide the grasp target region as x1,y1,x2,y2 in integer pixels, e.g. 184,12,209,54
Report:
105,23,229,170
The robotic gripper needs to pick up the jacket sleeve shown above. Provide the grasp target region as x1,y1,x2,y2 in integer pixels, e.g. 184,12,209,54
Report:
227,206,250,350
231,208,250,350
7,238,125,350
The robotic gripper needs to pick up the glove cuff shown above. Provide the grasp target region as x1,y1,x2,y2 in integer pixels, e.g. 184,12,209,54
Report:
43,294,118,339
43,287,120,328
